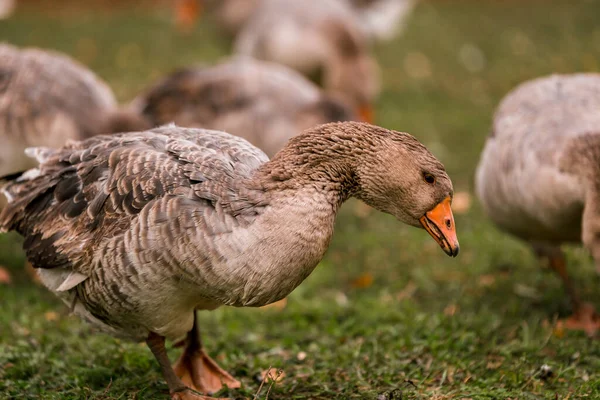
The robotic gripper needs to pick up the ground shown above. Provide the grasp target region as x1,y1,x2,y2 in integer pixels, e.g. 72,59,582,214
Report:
1,0,600,399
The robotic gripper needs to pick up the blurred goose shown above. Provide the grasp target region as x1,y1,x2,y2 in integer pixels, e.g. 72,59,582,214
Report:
234,0,380,123
130,58,356,157
1,121,458,399
476,74,600,335
345,0,418,41
0,44,149,179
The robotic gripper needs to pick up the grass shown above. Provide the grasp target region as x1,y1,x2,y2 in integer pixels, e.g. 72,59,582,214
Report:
1,0,600,398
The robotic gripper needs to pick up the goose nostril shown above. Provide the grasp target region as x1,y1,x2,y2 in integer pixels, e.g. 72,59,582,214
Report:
445,218,452,229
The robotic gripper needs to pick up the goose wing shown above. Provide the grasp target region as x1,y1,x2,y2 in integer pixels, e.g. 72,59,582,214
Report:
0,125,269,275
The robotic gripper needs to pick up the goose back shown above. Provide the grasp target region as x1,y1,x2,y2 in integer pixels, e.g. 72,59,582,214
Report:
130,58,355,157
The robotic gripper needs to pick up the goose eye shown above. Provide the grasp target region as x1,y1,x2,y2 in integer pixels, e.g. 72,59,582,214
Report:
423,172,436,185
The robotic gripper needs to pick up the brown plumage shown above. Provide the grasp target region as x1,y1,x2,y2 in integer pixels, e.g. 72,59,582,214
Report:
234,0,380,119
130,58,356,157
476,73,600,336
0,43,150,178
0,121,458,398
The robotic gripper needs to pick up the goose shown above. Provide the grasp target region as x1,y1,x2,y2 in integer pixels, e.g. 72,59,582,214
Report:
476,73,600,336
0,121,459,399
0,43,149,180
345,0,418,41
129,57,356,157
234,0,380,123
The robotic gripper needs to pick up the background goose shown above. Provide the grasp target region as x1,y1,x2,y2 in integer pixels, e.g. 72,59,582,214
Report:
476,73,600,336
129,58,356,157
0,44,149,179
0,121,458,399
234,0,380,123
345,0,419,41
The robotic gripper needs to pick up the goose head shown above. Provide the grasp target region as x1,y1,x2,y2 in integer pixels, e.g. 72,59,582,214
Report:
264,122,459,256
350,124,459,256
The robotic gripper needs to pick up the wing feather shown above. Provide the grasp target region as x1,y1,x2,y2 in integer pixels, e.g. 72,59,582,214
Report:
0,126,269,272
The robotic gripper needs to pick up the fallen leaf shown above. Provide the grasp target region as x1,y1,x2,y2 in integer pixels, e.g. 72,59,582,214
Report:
552,321,565,338
44,311,59,322
259,368,285,383
260,298,287,311
451,191,472,214
351,273,373,288
443,304,459,316
0,266,11,284
478,274,496,287
486,355,505,370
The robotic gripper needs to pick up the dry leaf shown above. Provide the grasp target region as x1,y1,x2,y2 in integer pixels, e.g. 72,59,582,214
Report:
0,266,11,284
351,273,373,289
443,304,459,316
452,191,472,214
260,298,287,311
259,368,285,383
44,311,59,322
478,274,496,287
486,355,505,370
552,321,565,338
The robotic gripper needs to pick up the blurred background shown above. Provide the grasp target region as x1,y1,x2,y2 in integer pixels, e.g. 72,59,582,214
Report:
1,0,599,399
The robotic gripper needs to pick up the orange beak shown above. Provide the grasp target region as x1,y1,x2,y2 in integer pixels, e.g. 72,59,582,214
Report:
419,196,459,257
357,104,374,124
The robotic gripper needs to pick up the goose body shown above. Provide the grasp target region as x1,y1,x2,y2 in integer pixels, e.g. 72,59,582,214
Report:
234,0,380,120
1,121,458,397
0,44,149,177
476,73,600,334
476,74,600,243
130,58,355,157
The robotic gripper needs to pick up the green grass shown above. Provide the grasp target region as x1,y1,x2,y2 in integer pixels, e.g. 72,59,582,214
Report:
1,0,600,398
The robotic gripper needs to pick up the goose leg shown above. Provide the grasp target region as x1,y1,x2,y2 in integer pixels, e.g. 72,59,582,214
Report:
146,332,215,399
173,312,241,395
532,243,599,336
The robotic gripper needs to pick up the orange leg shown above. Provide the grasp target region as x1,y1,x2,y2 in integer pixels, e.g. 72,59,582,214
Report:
173,313,241,395
146,320,238,399
533,244,599,337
